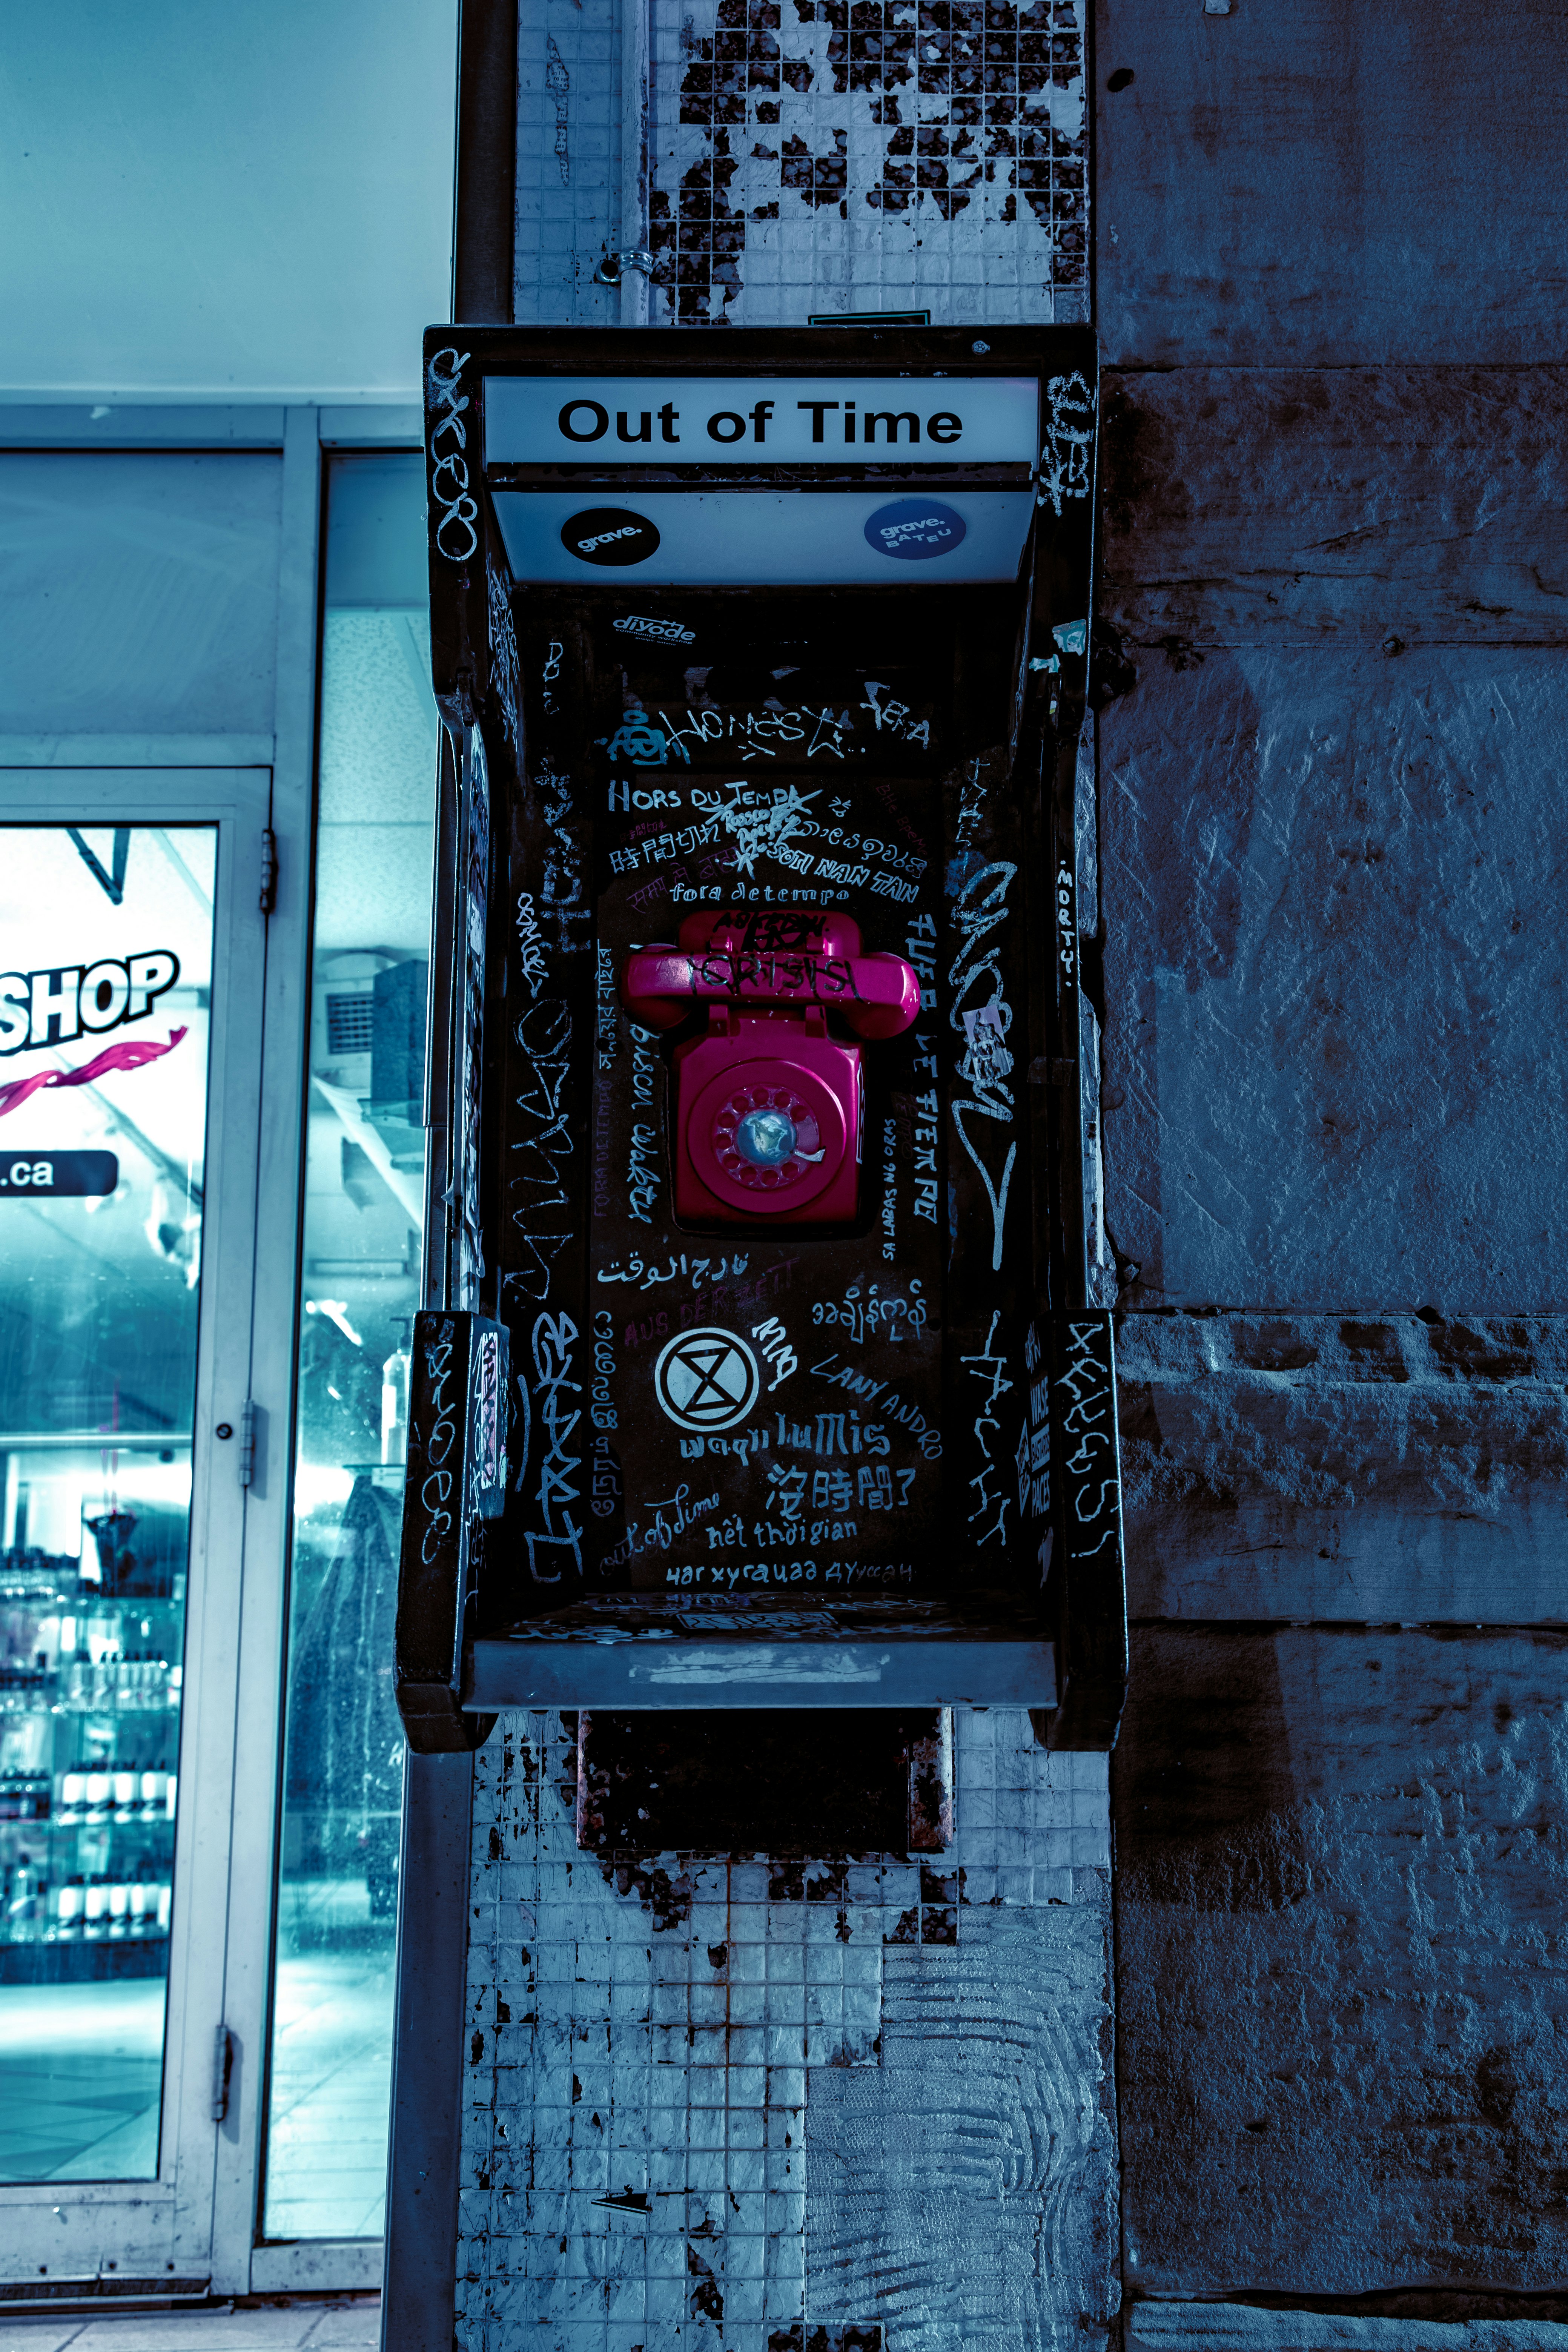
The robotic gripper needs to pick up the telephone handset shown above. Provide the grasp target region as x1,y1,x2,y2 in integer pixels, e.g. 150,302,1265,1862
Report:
619,909,921,1225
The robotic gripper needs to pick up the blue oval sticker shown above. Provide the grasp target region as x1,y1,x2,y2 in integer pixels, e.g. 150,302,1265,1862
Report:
864,498,967,561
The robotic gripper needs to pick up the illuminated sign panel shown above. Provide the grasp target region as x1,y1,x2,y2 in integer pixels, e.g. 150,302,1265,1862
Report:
490,488,1035,586
484,376,1040,467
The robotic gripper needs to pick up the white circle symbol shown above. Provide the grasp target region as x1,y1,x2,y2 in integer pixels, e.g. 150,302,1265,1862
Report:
653,1327,761,1434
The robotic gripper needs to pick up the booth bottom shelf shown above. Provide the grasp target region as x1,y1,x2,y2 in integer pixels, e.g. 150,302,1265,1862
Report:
461,1593,1056,1710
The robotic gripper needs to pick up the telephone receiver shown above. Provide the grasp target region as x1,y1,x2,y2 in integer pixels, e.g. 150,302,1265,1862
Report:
619,909,921,1225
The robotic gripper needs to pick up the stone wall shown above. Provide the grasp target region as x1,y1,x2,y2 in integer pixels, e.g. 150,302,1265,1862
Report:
1097,3,1568,2339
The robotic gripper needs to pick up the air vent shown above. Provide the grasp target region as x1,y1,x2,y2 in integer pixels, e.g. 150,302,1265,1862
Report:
0,2277,211,2309
325,992,375,1056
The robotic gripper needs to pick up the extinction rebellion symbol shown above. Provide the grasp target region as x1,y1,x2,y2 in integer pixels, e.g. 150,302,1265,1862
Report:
653,1326,760,1434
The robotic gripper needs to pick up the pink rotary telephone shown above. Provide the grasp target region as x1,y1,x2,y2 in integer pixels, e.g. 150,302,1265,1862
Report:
619,908,921,1227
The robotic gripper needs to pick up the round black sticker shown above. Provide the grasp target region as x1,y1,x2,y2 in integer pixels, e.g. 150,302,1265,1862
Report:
863,497,967,561
561,507,661,567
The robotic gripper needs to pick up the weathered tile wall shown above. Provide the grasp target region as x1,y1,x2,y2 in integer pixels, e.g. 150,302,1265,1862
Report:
513,0,1088,326
455,1712,1116,2350
515,0,624,326
646,0,1089,325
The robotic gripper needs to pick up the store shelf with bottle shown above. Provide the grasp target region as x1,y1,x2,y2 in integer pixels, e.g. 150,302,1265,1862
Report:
0,1538,183,1985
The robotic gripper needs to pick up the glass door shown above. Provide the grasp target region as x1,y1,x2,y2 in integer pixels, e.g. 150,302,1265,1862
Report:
0,779,267,2294
260,451,438,2258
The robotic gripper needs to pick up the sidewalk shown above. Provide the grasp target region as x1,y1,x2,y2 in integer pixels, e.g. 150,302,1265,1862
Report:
0,2298,378,2352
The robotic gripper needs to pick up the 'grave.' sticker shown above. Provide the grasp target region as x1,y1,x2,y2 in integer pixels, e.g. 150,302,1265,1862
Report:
562,508,662,567
863,499,968,561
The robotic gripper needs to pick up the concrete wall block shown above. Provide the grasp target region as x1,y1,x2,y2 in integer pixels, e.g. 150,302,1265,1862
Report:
1116,1312,1568,1622
1114,1627,1568,2300
1093,0,1568,366
1127,2305,1568,2351
1096,648,1568,1311
806,1902,1119,2349
1099,368,1568,653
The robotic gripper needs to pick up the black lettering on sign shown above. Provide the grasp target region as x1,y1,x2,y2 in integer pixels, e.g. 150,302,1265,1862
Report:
0,952,180,1056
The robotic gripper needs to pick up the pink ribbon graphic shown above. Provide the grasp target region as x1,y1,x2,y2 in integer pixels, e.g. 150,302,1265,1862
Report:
0,1027,188,1120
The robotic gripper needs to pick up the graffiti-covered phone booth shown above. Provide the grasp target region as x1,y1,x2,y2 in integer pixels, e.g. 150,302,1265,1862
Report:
396,327,1126,1819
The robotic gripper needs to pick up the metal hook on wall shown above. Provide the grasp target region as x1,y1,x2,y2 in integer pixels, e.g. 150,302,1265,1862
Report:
592,246,655,287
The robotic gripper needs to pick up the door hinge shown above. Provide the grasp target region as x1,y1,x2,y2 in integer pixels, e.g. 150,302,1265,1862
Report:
211,2024,235,2123
259,827,278,914
239,1400,258,1489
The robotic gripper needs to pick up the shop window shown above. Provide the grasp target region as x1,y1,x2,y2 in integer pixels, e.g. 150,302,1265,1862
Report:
0,824,214,2181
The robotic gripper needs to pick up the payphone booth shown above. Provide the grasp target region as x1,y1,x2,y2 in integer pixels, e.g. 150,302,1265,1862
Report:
396,326,1126,1757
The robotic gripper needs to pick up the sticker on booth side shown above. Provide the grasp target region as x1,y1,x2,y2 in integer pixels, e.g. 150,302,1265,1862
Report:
863,499,968,561
654,1327,761,1434
561,508,662,567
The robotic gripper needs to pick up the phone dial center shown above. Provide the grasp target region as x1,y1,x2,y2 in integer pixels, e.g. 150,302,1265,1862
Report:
733,1107,798,1168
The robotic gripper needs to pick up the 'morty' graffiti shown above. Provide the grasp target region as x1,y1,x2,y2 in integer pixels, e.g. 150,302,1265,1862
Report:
1040,370,1096,519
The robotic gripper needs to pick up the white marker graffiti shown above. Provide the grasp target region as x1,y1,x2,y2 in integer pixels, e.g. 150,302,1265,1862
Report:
518,1311,583,1584
1040,370,1096,518
427,347,478,562
514,893,546,996
713,781,821,878
487,558,521,762
961,1310,1013,1548
948,860,1019,1273
545,38,570,184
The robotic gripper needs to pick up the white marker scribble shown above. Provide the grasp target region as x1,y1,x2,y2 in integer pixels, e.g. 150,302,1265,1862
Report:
961,1310,1013,1548
545,38,570,184
949,861,1019,1272
713,781,821,877
1040,370,1096,517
